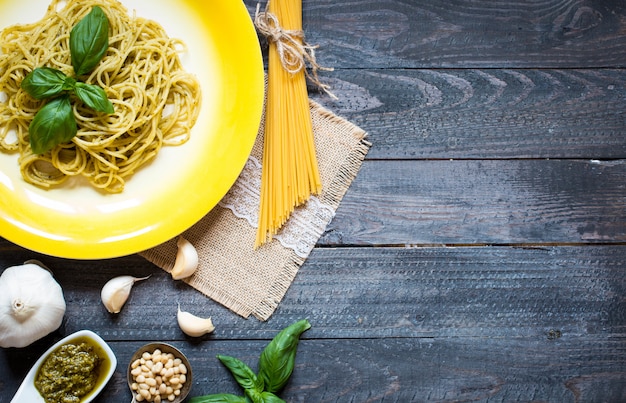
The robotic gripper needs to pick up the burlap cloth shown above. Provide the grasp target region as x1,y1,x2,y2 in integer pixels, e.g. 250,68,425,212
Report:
140,99,370,320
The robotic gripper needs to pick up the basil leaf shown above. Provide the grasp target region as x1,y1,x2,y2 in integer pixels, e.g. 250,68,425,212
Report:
21,67,68,100
257,319,311,393
244,390,285,403
217,355,264,393
70,6,109,76
29,95,76,154
74,82,114,113
188,394,251,403
259,392,285,403
244,389,263,403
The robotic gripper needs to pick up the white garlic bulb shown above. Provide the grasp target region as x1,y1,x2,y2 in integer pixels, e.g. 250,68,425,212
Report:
177,304,214,337
170,236,199,280
100,275,150,314
0,261,66,348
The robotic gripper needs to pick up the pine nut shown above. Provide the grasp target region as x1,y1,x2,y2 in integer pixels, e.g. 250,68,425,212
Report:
131,348,188,402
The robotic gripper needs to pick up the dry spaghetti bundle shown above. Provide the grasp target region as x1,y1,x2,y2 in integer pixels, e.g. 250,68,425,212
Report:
255,0,323,247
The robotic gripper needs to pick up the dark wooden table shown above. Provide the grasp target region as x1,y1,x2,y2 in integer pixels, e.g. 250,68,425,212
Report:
2,1,625,401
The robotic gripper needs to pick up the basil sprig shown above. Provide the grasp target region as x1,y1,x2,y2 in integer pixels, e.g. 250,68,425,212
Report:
189,320,311,403
21,6,113,154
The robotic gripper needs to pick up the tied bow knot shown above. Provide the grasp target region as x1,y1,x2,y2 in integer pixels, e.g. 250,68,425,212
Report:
254,3,337,99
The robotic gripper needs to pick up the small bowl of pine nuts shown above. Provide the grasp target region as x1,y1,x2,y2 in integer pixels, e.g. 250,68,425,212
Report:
127,342,192,403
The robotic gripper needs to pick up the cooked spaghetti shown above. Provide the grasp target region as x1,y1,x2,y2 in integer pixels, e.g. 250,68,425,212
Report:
0,0,201,193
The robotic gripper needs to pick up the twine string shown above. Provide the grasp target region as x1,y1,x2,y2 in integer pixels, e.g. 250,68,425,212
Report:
254,3,338,99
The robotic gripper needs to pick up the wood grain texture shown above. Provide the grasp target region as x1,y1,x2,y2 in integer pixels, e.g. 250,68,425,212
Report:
321,159,626,246
1,0,625,401
0,245,624,401
4,338,625,402
2,159,623,250
2,243,623,340
309,69,626,159
247,0,626,69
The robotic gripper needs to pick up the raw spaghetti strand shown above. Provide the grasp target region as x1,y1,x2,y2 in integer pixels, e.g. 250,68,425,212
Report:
255,0,323,247
0,0,201,193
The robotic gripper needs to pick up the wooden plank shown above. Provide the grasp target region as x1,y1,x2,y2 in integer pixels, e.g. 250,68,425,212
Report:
0,245,624,401
321,159,626,246
309,69,626,160
246,0,626,69
0,244,623,340
3,338,625,402
1,160,624,249
1,161,625,250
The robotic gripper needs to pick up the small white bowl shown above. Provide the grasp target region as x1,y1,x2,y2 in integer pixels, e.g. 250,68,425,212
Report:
10,330,117,403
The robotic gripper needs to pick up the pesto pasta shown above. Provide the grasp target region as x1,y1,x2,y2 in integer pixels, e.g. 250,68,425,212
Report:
0,0,201,193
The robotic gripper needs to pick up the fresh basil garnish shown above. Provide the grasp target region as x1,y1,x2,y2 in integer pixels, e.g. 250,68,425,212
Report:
257,392,286,403
217,355,264,393
75,82,114,113
189,320,310,403
21,67,68,100
258,319,311,393
70,6,110,76
29,95,77,155
21,6,112,155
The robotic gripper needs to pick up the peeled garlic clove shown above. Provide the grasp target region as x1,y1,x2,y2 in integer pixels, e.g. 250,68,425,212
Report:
177,304,214,337
100,275,150,314
171,236,199,280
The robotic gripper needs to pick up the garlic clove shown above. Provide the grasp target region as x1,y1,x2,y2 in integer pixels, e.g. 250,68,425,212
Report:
177,304,215,337
171,236,199,280
100,275,150,314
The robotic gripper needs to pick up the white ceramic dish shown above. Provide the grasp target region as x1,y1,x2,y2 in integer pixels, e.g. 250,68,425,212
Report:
11,330,117,403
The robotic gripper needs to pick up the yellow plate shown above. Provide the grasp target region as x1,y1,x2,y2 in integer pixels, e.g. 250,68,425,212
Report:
0,0,264,259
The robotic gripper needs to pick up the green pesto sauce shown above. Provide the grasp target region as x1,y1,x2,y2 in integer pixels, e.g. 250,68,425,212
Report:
35,339,102,403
